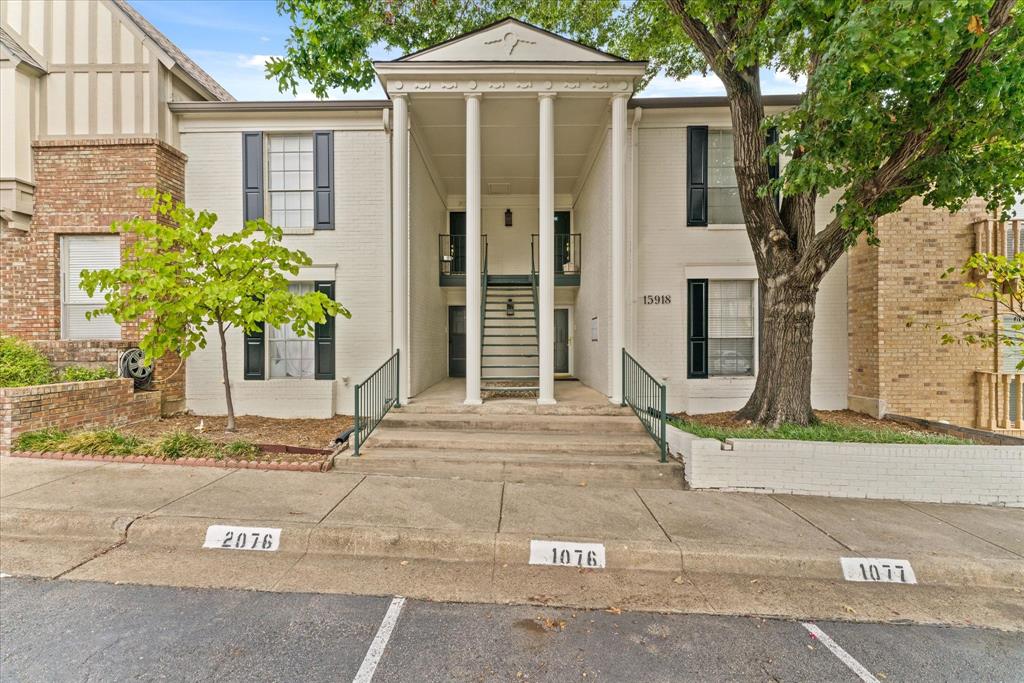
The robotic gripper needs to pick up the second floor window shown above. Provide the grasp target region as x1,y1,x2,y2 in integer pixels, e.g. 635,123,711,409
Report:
268,134,314,230
708,130,744,225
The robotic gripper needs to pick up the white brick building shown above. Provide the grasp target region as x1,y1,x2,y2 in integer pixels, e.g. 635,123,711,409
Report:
168,18,850,418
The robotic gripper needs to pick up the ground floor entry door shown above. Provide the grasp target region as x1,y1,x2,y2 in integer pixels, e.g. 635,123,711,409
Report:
554,308,570,374
449,306,466,377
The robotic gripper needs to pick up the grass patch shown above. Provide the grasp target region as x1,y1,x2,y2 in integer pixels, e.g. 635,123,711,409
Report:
670,417,972,445
12,428,265,460
14,428,69,452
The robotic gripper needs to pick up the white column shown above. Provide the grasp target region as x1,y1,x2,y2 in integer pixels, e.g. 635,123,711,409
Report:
610,94,628,404
464,94,482,405
391,94,409,403
538,93,556,405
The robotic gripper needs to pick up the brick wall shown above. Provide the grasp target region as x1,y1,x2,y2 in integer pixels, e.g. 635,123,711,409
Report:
0,378,160,455
0,137,187,415
671,426,1024,507
848,198,991,424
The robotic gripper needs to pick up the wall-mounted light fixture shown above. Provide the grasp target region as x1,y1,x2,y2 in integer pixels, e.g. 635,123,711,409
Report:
506,298,515,317
504,208,513,227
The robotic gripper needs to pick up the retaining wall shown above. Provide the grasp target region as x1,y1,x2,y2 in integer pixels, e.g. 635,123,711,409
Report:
669,425,1023,506
0,378,159,455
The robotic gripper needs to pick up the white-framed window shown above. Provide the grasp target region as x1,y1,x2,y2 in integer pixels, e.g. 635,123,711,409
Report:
708,130,744,225
60,235,121,340
708,280,756,377
268,282,315,379
267,134,314,230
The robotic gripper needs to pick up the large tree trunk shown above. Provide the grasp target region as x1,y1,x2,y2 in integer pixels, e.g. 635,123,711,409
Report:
216,320,236,432
736,276,818,426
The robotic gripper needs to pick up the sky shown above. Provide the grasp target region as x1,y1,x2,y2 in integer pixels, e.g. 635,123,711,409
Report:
131,0,805,101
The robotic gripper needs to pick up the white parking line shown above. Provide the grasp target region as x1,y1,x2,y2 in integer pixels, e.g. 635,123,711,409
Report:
353,596,406,683
802,623,880,683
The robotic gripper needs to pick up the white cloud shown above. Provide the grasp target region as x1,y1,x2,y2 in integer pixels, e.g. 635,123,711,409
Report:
238,54,280,69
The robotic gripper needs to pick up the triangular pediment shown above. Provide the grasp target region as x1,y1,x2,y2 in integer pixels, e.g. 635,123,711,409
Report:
399,18,623,63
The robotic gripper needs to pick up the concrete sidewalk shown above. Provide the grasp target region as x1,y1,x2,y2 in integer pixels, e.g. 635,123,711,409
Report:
2,456,1022,630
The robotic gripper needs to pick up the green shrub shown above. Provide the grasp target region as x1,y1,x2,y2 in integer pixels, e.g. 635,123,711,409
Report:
156,431,219,460
59,429,144,456
14,428,69,452
55,366,117,383
224,440,260,460
0,336,53,387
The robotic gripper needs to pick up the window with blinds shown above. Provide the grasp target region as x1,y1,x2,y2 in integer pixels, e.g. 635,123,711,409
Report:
708,280,755,376
268,282,315,379
707,130,744,225
268,134,315,230
61,236,121,340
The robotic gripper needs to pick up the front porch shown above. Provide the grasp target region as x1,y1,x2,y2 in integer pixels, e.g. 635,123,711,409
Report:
408,376,614,413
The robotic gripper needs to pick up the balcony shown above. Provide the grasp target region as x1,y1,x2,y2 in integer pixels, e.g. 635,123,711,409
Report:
439,234,487,286
973,218,1023,255
530,233,582,286
976,371,1023,434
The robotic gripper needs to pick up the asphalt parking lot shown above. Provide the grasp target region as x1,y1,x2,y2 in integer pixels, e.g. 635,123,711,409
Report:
1,578,1022,682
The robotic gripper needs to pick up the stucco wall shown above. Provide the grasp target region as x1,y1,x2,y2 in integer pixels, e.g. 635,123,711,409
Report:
632,107,848,414
180,121,391,417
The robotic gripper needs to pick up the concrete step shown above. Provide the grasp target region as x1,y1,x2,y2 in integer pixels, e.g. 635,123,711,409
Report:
365,427,659,456
335,448,682,489
396,402,635,416
381,412,649,434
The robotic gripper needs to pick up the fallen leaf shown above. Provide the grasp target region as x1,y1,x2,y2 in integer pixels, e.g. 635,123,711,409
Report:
843,604,857,615
750,578,760,584
399,560,409,566
967,14,985,35
877,674,887,680
673,575,684,584
605,606,622,615
578,481,588,487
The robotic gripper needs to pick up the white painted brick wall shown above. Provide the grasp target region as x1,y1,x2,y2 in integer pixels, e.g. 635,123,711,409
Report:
572,131,611,395
181,124,391,418
633,109,848,414
670,425,1024,506
409,138,448,395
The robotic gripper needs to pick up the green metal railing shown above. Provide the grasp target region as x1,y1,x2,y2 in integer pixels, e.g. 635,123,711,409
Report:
481,240,488,353
529,241,540,340
353,350,399,456
621,349,668,462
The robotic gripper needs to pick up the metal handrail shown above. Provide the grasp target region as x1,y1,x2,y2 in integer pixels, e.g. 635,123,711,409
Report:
353,350,399,456
621,349,668,462
439,234,488,276
529,239,540,340
481,240,488,353
530,233,582,276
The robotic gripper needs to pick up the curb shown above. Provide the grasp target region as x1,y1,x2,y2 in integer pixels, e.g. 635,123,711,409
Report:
9,450,332,472
3,509,1022,592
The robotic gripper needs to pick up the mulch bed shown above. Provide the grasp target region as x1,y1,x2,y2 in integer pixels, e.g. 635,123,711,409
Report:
673,409,957,439
122,414,354,450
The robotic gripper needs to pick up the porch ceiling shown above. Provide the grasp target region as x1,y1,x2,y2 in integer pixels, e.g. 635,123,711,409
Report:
410,95,608,196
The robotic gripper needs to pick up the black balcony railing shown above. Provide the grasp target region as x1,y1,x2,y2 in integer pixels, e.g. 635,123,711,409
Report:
439,234,488,285
530,233,582,285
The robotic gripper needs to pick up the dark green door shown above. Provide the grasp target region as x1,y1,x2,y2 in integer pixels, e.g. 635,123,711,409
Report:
448,306,466,377
449,212,466,275
554,308,570,374
554,211,570,274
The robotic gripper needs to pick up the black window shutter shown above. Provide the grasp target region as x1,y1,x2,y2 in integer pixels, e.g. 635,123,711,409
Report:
313,131,334,230
243,323,265,380
314,281,336,379
242,132,264,222
687,279,709,379
766,126,780,209
686,126,708,227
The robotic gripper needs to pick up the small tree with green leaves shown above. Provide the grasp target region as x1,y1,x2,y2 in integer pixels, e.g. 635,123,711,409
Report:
81,189,350,431
930,251,1024,369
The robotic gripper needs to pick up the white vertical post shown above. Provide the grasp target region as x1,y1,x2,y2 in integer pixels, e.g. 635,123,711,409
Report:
464,94,482,405
610,94,628,404
538,93,556,405
391,94,409,403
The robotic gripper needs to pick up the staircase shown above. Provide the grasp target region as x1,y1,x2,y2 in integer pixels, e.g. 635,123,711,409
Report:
481,276,539,396
336,403,684,489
